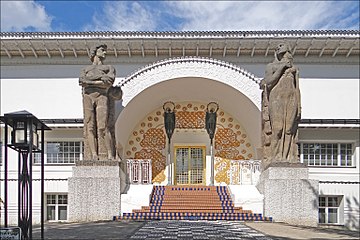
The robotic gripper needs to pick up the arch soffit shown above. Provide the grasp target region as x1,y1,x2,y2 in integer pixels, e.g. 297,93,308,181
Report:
119,57,262,110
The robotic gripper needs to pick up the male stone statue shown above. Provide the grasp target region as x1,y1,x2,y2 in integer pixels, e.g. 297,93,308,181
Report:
79,44,122,160
261,42,301,167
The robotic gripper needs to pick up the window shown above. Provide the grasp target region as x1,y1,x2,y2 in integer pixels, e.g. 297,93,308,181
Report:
175,146,205,185
34,141,83,164
319,196,342,224
46,194,68,221
301,143,353,167
340,144,352,166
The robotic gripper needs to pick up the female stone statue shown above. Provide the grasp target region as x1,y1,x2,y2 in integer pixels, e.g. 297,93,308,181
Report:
262,42,301,164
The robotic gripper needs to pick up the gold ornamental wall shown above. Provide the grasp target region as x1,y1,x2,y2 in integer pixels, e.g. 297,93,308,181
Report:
124,101,255,184
214,109,255,184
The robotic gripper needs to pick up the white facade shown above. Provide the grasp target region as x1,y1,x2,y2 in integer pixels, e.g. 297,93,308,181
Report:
0,30,359,230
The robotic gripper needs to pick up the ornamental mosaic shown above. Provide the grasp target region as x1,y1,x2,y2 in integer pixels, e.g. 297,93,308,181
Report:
124,101,254,184
214,109,255,185
126,108,166,183
175,111,205,129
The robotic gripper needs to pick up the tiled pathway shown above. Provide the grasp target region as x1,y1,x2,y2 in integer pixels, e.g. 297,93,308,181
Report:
130,220,273,240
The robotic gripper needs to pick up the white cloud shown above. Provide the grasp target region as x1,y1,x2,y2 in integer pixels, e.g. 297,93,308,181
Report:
84,2,159,31
163,1,359,31
0,1,52,32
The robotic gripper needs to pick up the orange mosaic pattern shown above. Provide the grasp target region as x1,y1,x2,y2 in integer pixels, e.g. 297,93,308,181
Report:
176,111,205,129
140,128,165,149
135,149,166,183
215,128,240,150
214,157,231,184
126,107,167,183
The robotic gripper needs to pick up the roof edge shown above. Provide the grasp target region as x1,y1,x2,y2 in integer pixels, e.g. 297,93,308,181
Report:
31,118,360,125
1,30,359,39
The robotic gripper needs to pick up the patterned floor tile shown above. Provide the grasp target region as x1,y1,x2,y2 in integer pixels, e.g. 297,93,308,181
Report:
130,221,272,239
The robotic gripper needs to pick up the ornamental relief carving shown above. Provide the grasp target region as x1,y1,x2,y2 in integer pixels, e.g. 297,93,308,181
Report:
120,58,261,109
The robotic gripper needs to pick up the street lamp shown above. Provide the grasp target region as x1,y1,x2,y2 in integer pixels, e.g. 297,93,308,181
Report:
163,101,175,185
1,110,51,240
205,102,219,186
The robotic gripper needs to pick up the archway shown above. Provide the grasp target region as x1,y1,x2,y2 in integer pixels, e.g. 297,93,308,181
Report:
115,57,262,161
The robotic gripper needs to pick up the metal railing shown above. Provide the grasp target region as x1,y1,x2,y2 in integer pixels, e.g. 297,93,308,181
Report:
126,159,152,184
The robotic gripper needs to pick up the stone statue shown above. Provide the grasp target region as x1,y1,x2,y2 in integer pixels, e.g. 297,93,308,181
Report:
79,44,122,161
261,42,301,168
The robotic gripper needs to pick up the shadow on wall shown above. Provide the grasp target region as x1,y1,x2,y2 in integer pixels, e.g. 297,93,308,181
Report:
303,179,319,211
346,196,360,230
119,160,131,194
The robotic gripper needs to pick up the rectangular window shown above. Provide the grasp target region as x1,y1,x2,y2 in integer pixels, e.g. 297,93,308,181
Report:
34,141,83,164
301,143,353,167
340,144,352,166
318,196,342,224
46,194,68,221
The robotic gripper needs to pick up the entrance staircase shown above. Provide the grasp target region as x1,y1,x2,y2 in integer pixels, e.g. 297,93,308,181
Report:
114,186,271,221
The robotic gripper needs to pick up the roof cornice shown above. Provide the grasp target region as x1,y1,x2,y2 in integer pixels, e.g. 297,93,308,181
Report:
1,30,359,64
1,30,359,39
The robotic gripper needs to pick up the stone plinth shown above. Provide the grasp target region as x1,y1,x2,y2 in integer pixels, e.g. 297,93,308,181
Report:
257,165,319,227
68,161,122,222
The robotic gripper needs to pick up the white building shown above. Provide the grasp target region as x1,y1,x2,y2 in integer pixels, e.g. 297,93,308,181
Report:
0,30,359,230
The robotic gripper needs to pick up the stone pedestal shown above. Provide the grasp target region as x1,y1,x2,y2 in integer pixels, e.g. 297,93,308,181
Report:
257,164,319,227
68,161,122,222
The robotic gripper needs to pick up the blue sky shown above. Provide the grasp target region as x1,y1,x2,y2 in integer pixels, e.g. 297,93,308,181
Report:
1,1,359,32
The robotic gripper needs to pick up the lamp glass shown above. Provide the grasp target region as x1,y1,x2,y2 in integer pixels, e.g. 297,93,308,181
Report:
14,120,26,144
15,130,25,143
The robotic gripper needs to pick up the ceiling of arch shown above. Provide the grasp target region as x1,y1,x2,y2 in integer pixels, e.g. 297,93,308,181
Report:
116,77,261,157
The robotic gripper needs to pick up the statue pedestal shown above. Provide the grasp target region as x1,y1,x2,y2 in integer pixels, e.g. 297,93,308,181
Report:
68,161,122,222
257,163,319,227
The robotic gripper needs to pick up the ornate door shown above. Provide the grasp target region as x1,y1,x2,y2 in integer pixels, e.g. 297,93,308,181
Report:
175,146,205,185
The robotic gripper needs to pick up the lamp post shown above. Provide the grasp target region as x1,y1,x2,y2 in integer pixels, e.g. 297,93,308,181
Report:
1,110,50,240
205,102,219,186
163,101,176,185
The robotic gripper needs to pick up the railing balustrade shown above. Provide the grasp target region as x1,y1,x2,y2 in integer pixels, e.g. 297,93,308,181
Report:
126,159,152,184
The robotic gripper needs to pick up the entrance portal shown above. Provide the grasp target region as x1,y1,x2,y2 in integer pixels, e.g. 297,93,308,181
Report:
175,146,206,185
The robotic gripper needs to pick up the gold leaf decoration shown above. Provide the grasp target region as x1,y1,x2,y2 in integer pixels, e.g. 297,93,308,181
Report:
140,128,165,150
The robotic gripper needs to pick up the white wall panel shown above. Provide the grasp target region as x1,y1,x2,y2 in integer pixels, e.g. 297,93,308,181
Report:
1,78,83,118
300,78,360,119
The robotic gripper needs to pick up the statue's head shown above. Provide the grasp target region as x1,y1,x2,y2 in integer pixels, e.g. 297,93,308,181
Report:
90,44,107,62
275,42,291,61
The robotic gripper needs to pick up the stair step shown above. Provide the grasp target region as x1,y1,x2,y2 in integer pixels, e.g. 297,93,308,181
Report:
114,213,272,221
116,185,271,222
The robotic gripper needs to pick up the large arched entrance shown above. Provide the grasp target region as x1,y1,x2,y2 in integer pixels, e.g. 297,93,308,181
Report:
115,57,262,185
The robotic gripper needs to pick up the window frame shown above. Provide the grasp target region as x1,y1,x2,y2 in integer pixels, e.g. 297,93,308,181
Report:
34,140,83,165
46,193,68,222
318,196,343,225
300,142,355,167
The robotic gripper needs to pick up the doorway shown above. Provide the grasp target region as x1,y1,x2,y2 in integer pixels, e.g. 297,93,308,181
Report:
175,146,206,185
